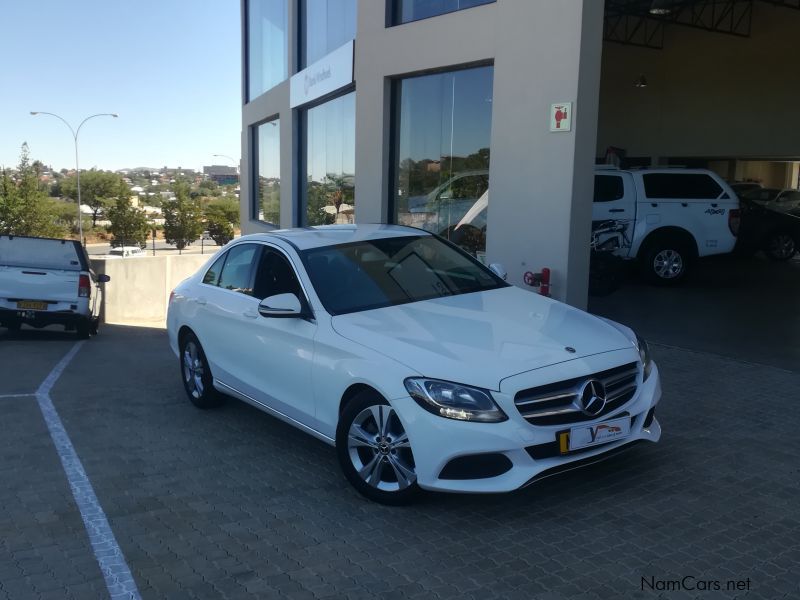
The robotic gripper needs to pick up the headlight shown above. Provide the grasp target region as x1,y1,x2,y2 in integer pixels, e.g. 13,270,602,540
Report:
636,334,654,381
404,378,507,423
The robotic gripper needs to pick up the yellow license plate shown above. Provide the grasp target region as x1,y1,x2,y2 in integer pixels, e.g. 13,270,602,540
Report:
17,301,48,310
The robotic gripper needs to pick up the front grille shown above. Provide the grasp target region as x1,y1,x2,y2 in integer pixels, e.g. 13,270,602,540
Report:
514,362,639,426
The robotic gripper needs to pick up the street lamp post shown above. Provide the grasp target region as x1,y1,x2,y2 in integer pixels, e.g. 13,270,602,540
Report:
30,111,118,245
212,154,239,170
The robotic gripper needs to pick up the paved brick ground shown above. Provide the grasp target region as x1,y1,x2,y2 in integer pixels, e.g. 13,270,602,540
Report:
1,325,798,599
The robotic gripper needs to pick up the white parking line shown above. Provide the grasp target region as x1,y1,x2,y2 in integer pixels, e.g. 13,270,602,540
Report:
35,341,142,600
0,393,35,399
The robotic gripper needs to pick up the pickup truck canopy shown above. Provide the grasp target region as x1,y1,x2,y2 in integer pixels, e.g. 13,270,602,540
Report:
0,235,89,271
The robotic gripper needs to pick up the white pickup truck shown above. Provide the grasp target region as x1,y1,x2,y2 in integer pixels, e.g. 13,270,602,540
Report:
0,235,110,338
592,168,741,283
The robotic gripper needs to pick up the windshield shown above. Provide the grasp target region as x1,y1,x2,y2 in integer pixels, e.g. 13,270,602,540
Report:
301,235,507,315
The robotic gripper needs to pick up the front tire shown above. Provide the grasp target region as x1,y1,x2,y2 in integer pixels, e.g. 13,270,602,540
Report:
336,391,420,505
640,240,691,285
180,333,222,409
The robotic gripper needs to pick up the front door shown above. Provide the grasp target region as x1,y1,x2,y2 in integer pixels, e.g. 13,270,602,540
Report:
235,245,318,426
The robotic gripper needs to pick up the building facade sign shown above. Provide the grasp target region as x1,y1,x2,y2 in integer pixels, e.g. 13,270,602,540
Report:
290,40,354,108
550,102,573,132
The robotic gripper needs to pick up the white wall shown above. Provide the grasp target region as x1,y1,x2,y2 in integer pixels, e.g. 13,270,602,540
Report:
91,255,211,328
597,3,800,159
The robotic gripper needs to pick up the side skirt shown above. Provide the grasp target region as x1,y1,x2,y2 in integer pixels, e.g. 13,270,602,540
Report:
214,379,335,446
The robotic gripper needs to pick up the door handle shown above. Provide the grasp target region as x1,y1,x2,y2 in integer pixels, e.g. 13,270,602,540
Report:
195,297,207,306
242,309,258,319
609,208,625,213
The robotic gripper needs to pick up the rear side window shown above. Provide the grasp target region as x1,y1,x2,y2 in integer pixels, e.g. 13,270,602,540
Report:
216,244,259,295
643,174,723,199
594,175,625,203
203,254,226,286
0,236,85,271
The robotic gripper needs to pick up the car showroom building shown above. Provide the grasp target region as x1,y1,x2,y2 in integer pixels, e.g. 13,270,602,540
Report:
239,0,800,308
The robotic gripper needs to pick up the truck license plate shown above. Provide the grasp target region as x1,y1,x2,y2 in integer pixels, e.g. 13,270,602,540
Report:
16,301,47,310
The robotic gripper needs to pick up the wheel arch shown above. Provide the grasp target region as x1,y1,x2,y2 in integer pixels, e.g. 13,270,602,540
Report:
636,226,699,259
177,325,196,348
339,383,383,417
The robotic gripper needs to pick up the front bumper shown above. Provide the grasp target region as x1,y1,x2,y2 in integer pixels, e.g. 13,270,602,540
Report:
391,362,662,493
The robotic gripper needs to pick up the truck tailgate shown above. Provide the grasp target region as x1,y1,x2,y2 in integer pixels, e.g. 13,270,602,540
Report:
0,266,78,304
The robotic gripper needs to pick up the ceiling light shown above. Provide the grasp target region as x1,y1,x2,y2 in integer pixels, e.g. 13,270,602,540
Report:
649,0,673,15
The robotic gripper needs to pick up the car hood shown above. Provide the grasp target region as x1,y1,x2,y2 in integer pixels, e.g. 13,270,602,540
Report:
330,286,634,390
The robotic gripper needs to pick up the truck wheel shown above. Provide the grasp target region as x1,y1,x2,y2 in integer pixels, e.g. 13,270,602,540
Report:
640,240,691,285
764,232,797,261
75,320,91,340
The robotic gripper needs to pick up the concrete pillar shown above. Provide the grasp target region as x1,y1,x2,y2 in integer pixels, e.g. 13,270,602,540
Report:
485,0,604,308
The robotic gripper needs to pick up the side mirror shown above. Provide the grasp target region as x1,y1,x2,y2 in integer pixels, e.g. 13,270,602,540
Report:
97,274,111,283
258,293,303,318
488,263,507,281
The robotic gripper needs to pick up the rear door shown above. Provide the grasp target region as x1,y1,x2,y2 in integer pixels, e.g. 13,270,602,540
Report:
592,171,636,256
191,243,261,385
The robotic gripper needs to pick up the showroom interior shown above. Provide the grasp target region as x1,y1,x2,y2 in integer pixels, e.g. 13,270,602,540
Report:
240,0,799,368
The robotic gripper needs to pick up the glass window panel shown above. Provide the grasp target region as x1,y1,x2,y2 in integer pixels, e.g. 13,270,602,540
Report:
301,0,357,67
392,65,493,258
217,244,259,295
304,92,356,226
594,175,625,203
302,0,357,67
247,0,288,101
643,174,723,199
255,119,281,225
392,0,494,25
202,254,227,286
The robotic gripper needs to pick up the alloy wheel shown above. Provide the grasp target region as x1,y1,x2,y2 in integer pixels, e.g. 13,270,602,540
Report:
182,341,205,399
653,249,683,279
347,405,416,492
767,233,796,260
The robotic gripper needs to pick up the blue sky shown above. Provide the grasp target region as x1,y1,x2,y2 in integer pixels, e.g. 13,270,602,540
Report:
0,0,241,173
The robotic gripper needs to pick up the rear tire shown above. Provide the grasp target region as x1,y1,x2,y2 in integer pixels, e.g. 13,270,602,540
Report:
336,391,421,505
639,239,692,285
179,332,223,409
75,320,91,340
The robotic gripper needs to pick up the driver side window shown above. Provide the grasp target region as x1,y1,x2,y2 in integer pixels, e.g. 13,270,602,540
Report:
253,248,303,301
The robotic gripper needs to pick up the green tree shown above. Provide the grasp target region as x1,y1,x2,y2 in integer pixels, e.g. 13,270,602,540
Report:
0,144,64,237
61,169,129,227
204,197,239,245
163,181,203,251
106,196,150,248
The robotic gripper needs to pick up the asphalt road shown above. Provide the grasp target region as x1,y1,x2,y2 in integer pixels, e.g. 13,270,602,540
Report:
1,324,798,599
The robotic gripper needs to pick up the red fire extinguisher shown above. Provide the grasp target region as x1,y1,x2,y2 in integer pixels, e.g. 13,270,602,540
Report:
523,268,551,297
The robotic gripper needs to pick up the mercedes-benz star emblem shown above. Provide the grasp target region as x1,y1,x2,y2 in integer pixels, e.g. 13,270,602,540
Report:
580,379,607,416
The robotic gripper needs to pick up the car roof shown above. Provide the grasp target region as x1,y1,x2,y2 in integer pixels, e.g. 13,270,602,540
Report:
237,224,429,251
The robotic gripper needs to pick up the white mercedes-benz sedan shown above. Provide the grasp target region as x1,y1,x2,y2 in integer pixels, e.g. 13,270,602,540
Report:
167,224,661,504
